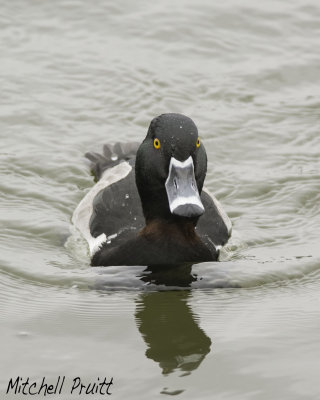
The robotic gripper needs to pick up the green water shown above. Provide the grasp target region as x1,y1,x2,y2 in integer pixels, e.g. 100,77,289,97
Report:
1,0,320,399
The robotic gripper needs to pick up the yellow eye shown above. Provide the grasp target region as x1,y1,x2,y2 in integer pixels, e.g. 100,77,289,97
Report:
154,138,161,149
196,137,201,148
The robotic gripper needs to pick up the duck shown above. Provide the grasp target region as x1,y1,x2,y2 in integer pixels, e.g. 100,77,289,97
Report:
72,113,232,266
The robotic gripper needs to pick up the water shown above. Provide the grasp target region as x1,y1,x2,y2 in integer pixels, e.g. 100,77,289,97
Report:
1,0,320,398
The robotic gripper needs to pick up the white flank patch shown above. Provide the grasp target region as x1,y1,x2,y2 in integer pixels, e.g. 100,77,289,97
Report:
89,233,107,256
72,162,132,255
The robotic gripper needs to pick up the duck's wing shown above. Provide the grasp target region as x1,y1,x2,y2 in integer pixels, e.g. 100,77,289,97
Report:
89,162,144,241
72,159,145,256
196,189,232,252
85,142,140,181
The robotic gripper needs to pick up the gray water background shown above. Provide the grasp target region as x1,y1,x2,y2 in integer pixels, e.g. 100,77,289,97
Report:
1,0,320,399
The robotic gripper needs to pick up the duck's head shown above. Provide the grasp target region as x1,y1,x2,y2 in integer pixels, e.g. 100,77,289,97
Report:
135,113,207,223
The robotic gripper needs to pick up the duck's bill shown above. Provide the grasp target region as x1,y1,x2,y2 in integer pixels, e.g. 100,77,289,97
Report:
165,156,205,218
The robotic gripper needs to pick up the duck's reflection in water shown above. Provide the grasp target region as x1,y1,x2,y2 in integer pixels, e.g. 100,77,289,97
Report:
136,265,211,375
139,263,197,287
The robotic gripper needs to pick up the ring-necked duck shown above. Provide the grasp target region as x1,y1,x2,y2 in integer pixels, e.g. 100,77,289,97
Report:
72,113,231,266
